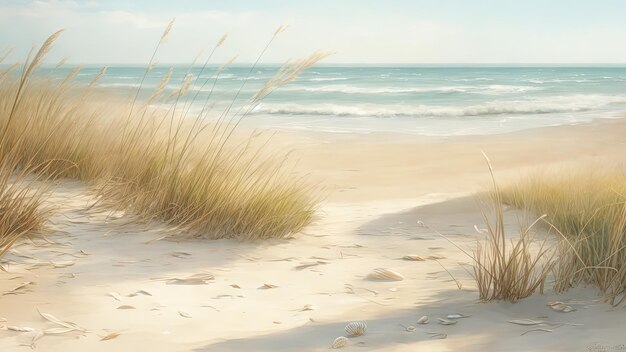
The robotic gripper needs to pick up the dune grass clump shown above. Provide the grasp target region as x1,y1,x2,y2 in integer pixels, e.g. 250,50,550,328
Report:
469,158,556,302
0,24,323,241
93,121,319,239
0,46,53,257
501,167,626,305
0,159,50,257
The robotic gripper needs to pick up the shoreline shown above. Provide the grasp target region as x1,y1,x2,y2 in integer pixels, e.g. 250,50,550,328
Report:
263,111,626,142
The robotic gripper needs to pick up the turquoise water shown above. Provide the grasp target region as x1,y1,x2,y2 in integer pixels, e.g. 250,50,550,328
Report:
45,65,626,136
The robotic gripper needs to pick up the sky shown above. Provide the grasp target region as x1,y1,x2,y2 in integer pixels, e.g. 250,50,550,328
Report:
1,0,626,65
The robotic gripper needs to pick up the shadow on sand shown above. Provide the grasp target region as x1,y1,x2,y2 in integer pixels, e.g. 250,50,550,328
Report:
196,195,604,351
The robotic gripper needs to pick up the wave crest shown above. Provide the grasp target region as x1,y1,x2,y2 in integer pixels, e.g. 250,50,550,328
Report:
252,95,626,118
281,84,542,95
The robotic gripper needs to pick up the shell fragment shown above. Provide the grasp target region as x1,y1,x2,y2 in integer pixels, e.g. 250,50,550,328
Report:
366,268,404,281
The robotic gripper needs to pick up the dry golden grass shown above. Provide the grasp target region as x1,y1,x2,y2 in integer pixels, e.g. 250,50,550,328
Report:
0,24,325,241
0,158,50,257
463,156,556,302
0,47,53,257
501,166,626,305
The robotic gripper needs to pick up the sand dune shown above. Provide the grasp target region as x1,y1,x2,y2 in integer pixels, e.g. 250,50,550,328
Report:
2,117,626,351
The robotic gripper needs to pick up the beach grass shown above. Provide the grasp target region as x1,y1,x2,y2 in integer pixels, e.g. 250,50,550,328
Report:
0,44,54,257
0,158,50,258
0,25,324,241
500,167,626,305
469,156,555,302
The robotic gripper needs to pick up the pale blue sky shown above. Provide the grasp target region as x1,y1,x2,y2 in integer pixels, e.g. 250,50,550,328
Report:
1,0,626,64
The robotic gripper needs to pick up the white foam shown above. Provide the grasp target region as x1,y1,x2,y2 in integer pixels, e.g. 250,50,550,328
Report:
251,94,626,119
450,77,495,82
99,82,142,88
281,84,542,95
307,77,349,82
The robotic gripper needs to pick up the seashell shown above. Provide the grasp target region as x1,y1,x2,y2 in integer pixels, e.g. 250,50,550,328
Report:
345,321,367,337
547,301,576,313
366,268,404,281
417,315,429,324
7,326,35,332
405,325,416,332
446,313,470,319
403,255,425,261
331,336,349,349
427,255,446,260
437,318,457,325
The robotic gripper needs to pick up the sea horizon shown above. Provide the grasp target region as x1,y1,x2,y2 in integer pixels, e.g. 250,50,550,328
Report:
18,62,626,68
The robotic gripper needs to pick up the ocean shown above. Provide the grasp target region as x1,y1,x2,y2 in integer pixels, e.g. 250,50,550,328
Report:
45,65,626,136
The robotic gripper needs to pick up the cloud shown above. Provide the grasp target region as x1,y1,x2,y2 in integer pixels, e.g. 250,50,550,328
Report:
1,0,626,64
0,1,265,64
101,11,168,29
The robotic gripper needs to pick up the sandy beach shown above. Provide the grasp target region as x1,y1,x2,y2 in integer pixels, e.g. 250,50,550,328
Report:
1,116,625,351
5,1,626,350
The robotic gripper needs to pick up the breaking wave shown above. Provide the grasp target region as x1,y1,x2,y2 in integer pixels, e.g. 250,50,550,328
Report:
252,95,626,118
